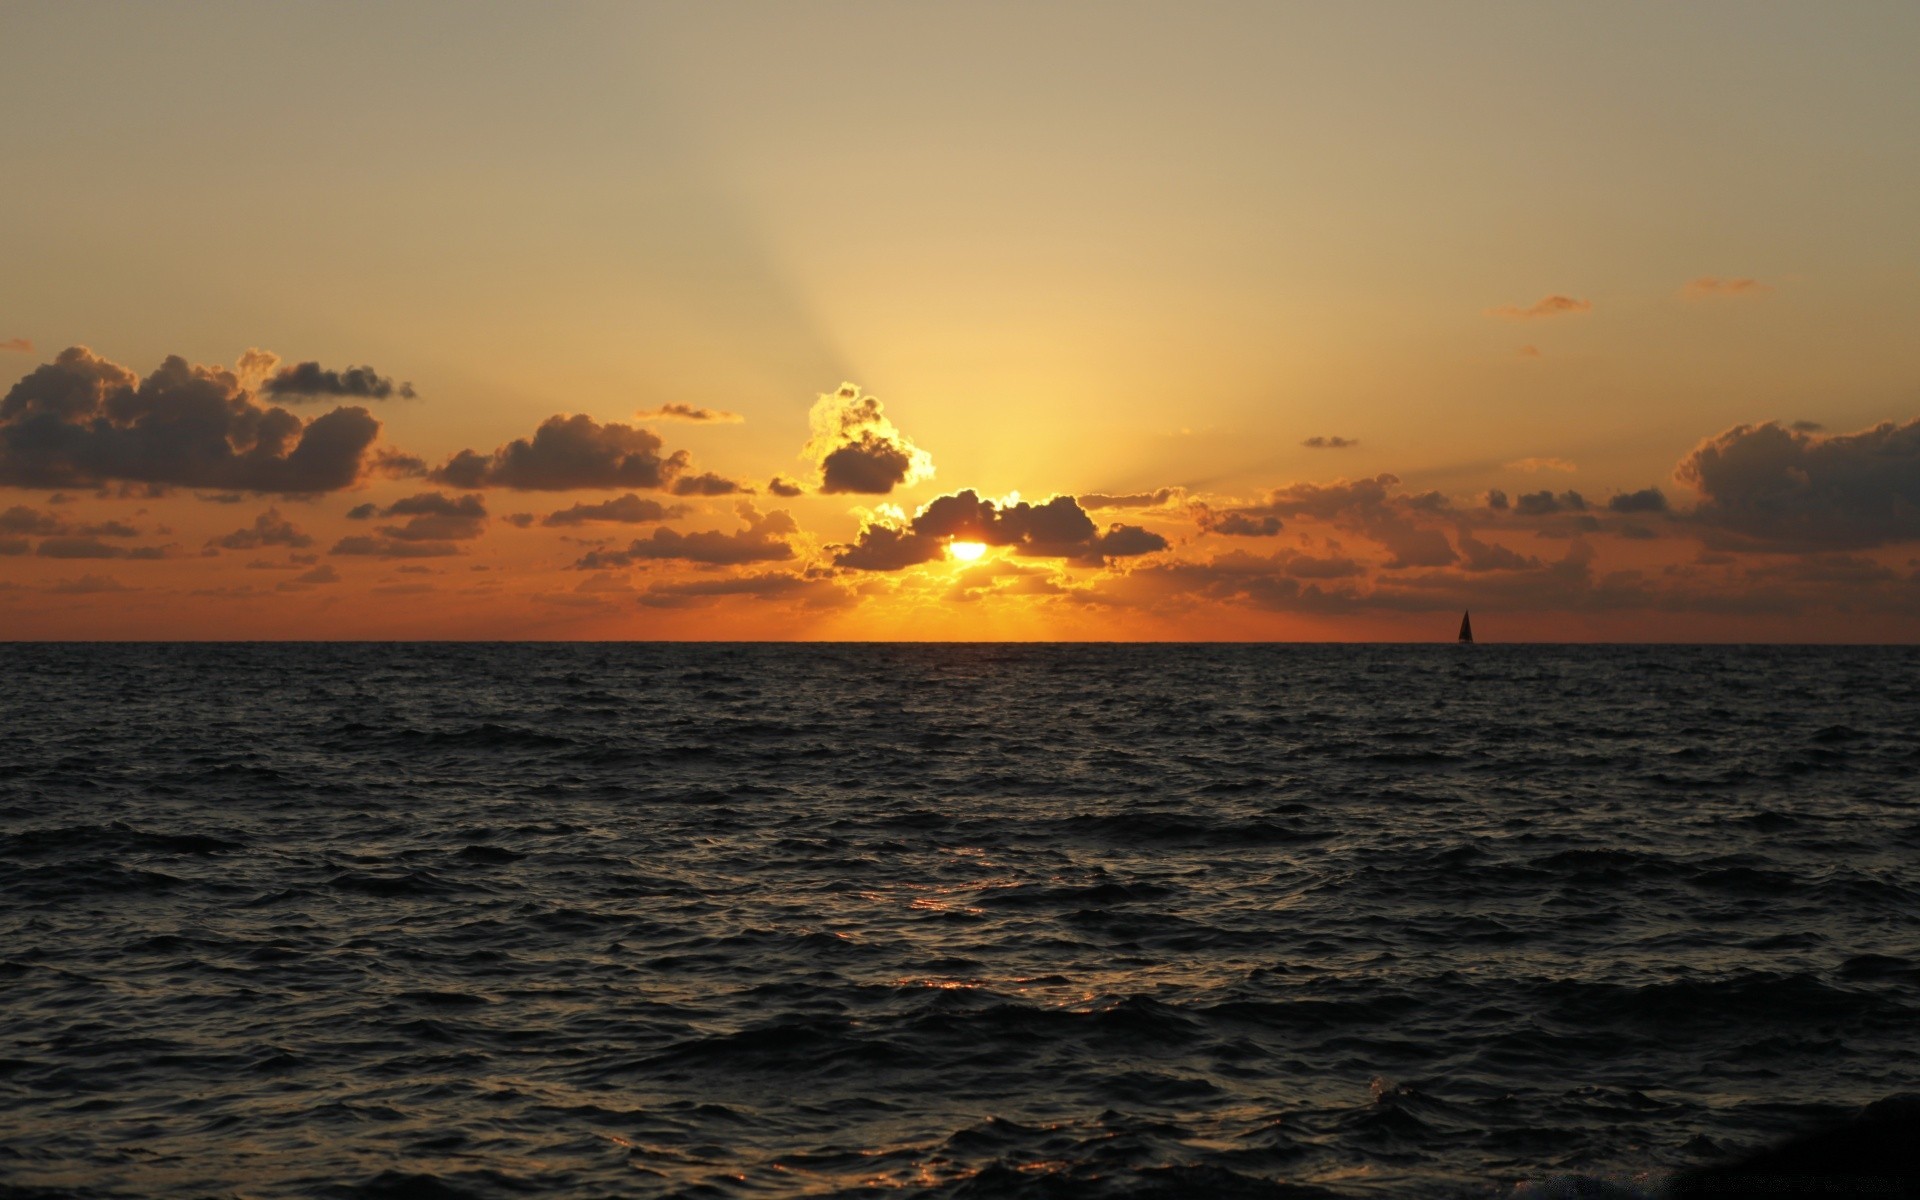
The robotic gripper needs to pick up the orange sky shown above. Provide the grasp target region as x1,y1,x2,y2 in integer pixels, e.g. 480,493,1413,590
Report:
2,3,1917,640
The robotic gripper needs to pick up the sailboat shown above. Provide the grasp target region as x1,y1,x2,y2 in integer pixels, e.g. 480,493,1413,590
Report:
1458,610,1473,643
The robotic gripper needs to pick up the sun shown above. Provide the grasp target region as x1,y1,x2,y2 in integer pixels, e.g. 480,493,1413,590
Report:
948,540,987,562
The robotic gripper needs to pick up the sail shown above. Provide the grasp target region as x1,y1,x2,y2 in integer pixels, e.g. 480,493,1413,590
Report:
1458,610,1473,643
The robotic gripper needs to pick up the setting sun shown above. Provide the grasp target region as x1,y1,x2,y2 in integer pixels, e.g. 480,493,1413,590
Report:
948,540,987,562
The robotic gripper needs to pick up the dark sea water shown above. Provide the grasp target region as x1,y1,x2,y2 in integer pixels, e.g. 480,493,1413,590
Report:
2,644,1917,1199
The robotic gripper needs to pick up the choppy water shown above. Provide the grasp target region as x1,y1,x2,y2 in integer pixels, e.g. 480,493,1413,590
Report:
2,644,1917,1199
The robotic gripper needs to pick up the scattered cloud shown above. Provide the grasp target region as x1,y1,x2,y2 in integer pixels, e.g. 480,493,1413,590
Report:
1607,488,1669,514
1080,488,1183,510
1,338,31,354
1302,436,1358,449
1487,295,1592,320
670,471,749,496
1194,504,1283,537
263,362,415,400
1679,418,1920,548
576,504,798,568
767,476,805,498
1514,490,1587,516
432,414,701,492
1681,277,1772,300
636,403,742,423
804,383,933,495
1506,457,1577,473
209,507,313,550
329,535,463,559
542,494,687,527
47,573,133,594
1516,345,1542,359
1791,420,1823,433
347,491,489,541
36,536,133,559
638,571,851,610
0,347,384,493
834,490,1167,571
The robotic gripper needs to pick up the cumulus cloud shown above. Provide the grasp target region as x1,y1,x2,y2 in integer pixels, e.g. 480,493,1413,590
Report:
767,476,805,498
1,338,31,354
0,347,384,493
434,414,704,492
1515,490,1587,516
263,362,415,401
1302,436,1358,449
636,403,742,423
804,383,933,495
37,536,132,559
1194,504,1283,537
1487,295,1592,320
833,490,1167,571
209,507,313,550
0,537,25,555
1678,418,1920,548
1456,532,1543,572
346,491,489,541
575,504,798,568
277,564,341,591
1607,488,1669,514
47,574,133,594
1681,277,1772,299
541,494,686,527
329,535,462,559
1507,457,1577,473
670,471,748,496
1080,488,1183,510
638,571,850,610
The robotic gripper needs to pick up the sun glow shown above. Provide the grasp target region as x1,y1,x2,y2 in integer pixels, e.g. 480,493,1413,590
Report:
948,540,987,562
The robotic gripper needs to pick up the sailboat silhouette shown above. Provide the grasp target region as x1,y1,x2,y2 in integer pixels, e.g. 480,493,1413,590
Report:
1458,610,1473,643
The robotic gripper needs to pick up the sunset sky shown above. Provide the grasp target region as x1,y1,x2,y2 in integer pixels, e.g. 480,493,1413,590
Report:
3,1,1917,639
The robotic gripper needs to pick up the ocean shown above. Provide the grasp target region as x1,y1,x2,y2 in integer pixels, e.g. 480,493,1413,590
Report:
2,643,1916,1198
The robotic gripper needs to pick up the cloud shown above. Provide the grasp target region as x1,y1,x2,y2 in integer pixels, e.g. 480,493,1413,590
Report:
209,507,313,550
670,471,748,496
1516,345,1542,359
638,571,850,610
1,338,31,354
636,403,742,423
575,504,798,568
1302,436,1358,449
0,505,66,536
329,535,462,559
1791,420,1824,433
804,383,933,495
37,536,132,559
1456,532,1543,572
432,414,704,492
833,489,1167,571
541,494,687,527
1487,295,1592,320
1607,488,1669,514
0,537,25,555
1080,488,1183,510
0,347,383,493
347,491,489,541
767,476,805,498
1515,489,1587,516
1678,418,1920,548
263,362,415,401
1486,489,1509,510
1194,505,1283,537
47,573,133,594
1506,457,1577,473
277,564,341,591
1682,277,1773,300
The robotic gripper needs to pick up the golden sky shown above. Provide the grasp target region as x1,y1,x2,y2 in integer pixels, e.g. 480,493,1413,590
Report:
2,2,1917,640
